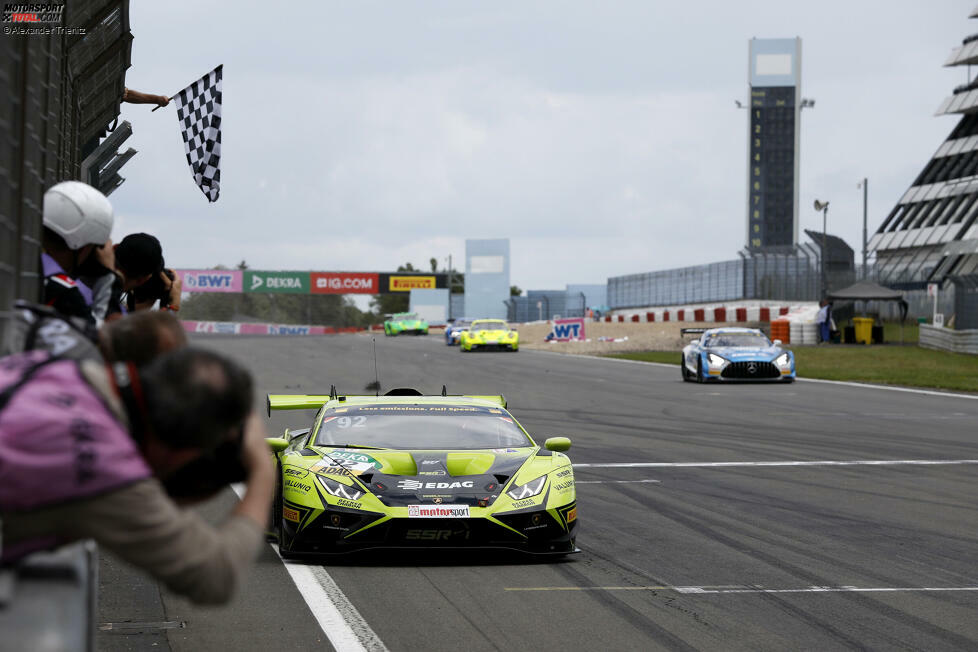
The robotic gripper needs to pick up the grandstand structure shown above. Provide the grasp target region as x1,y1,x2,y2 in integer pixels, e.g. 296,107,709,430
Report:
869,6,978,289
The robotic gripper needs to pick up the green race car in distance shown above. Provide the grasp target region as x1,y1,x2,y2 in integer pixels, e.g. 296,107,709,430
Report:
265,390,578,556
459,319,519,352
384,312,428,336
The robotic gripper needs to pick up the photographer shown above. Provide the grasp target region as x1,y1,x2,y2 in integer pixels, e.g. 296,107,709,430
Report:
115,233,182,313
40,181,114,325
83,233,182,323
0,347,274,605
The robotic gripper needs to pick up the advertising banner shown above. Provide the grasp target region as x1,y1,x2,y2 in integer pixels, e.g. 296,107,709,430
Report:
177,270,445,295
183,321,333,335
549,317,586,342
183,320,242,334
177,270,242,293
311,272,380,295
387,275,437,292
244,271,310,293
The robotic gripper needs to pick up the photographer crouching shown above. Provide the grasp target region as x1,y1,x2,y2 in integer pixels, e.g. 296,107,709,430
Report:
0,344,274,604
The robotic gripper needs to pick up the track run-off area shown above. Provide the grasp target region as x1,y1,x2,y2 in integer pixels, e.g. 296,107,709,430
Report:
98,333,978,651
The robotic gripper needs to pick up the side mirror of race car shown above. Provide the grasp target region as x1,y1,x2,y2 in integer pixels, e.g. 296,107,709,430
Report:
773,339,782,346
689,339,699,345
265,437,289,453
544,437,572,452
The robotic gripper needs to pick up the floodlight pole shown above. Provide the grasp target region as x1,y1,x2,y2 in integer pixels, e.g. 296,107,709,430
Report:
446,254,453,320
822,204,828,297
861,178,868,279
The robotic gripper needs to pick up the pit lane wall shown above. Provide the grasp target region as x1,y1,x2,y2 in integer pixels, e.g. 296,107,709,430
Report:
182,321,367,335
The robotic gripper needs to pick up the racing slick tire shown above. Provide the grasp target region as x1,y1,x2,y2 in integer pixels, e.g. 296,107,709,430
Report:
681,355,691,382
267,464,283,543
696,358,705,383
782,377,795,384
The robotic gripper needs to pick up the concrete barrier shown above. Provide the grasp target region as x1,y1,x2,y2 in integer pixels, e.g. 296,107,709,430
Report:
0,541,97,652
919,324,978,354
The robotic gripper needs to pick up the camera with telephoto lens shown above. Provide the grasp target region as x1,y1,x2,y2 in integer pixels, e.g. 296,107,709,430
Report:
130,266,175,309
161,424,249,501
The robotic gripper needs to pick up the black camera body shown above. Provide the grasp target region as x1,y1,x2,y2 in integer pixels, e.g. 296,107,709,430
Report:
129,267,175,309
161,427,249,501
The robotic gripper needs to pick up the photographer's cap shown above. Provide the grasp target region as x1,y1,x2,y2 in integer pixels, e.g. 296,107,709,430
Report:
116,233,164,278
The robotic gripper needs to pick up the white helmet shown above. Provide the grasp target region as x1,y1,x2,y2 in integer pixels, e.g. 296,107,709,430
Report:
43,181,114,250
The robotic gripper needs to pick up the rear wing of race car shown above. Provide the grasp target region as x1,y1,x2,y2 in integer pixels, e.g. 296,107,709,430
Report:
266,392,507,416
680,327,708,339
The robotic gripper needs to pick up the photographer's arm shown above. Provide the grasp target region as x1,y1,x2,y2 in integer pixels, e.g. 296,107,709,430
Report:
165,270,182,312
231,412,275,527
46,416,273,605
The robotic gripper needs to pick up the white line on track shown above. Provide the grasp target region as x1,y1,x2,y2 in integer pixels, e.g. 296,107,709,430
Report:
573,459,978,469
231,485,387,652
275,555,387,652
504,585,978,594
575,479,661,484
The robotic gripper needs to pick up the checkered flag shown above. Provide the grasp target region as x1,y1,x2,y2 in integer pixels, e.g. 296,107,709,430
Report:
172,65,222,202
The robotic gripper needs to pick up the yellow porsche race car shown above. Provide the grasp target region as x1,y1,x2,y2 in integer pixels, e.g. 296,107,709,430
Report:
459,319,519,352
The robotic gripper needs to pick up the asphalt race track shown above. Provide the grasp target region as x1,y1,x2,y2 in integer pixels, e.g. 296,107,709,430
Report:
97,333,978,651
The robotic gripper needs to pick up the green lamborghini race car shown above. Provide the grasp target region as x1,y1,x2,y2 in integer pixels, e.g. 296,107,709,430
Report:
459,319,519,352
265,389,578,556
383,313,428,336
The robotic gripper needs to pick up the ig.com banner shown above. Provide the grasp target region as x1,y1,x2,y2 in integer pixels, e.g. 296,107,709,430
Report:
310,272,379,294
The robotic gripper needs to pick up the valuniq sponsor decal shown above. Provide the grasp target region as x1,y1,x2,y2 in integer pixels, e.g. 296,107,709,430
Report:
244,271,310,293
408,505,470,518
311,272,379,295
176,270,242,293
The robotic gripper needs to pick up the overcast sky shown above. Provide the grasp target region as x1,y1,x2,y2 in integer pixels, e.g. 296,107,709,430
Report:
112,1,977,292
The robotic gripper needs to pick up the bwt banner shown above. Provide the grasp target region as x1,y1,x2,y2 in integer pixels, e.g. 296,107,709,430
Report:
177,270,242,293
176,270,446,294
311,272,379,294
550,317,586,342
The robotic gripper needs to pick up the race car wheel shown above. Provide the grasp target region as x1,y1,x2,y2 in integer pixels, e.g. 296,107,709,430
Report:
696,358,704,383
267,464,283,543
782,377,795,384
681,355,691,381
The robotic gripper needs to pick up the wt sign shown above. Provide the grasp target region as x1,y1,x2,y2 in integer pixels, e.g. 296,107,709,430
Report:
176,270,242,293
311,272,379,294
551,317,586,342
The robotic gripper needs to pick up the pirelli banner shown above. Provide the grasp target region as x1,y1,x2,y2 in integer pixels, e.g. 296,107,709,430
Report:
175,270,447,295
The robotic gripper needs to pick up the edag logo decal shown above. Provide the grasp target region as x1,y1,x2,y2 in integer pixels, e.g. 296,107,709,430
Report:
398,480,474,490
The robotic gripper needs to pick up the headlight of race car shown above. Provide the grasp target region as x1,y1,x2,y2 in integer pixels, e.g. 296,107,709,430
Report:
316,474,364,501
707,353,726,366
506,475,547,500
775,353,790,366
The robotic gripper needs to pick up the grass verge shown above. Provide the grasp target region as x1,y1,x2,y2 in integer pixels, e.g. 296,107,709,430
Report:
607,345,978,393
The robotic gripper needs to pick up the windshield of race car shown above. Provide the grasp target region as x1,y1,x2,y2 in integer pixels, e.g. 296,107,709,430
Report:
314,405,533,449
473,320,508,330
703,332,772,348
